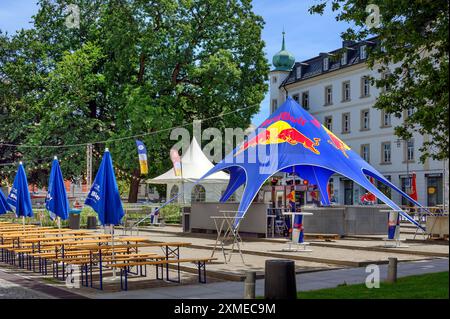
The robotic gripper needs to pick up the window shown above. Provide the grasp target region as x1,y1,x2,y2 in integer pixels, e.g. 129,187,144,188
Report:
360,45,367,59
361,76,370,97
342,81,351,102
401,177,412,206
301,91,309,109
324,85,333,105
296,66,302,79
381,110,391,127
170,185,179,203
381,142,391,163
341,51,347,65
361,144,370,162
272,76,277,84
323,57,329,71
271,99,278,113
342,113,350,133
360,109,370,130
324,116,333,130
405,140,414,161
427,175,443,206
381,71,391,92
405,107,415,119
191,184,206,202
292,94,299,103
377,177,391,204
221,189,236,202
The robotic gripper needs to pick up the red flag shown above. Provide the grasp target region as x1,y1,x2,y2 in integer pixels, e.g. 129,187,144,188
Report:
409,172,418,201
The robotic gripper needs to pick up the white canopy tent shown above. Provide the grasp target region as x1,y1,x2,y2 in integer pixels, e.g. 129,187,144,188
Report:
147,137,237,204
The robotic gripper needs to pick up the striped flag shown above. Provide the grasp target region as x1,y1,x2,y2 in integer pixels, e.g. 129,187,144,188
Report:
170,148,182,177
136,140,148,175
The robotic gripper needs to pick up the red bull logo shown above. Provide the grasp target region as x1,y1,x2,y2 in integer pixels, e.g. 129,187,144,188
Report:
322,125,351,158
235,120,321,156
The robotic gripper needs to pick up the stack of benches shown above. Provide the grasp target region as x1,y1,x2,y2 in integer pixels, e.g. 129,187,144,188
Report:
0,222,216,291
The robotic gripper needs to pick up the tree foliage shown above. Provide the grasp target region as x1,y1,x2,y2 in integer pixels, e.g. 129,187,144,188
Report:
0,0,269,199
310,0,449,162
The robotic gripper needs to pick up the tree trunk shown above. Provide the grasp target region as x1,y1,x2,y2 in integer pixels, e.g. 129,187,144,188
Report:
127,169,141,203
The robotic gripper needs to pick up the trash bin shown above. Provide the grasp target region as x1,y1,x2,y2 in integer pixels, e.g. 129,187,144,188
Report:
87,216,97,229
69,210,81,230
182,206,191,232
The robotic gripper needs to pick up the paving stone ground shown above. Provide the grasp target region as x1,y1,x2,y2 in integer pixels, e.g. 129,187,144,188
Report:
0,224,447,299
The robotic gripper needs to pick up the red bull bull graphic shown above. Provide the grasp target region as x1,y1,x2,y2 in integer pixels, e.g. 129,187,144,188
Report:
235,120,321,156
322,125,351,158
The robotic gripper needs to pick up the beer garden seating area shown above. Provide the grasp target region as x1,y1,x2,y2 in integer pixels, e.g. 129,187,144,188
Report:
0,221,215,291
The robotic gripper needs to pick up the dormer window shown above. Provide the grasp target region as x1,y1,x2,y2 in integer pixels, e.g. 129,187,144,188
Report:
360,45,367,60
296,66,302,79
323,57,329,71
341,51,347,65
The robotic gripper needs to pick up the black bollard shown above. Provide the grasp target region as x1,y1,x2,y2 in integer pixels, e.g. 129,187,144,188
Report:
264,260,297,299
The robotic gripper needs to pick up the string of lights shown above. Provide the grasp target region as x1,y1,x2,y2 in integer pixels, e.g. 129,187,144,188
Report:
0,153,77,176
0,104,255,149
92,149,142,182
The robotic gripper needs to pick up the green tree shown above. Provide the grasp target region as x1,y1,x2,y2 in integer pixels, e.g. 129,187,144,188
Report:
310,0,449,161
0,0,269,201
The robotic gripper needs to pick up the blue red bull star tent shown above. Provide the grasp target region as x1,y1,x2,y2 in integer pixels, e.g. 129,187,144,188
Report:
197,97,426,235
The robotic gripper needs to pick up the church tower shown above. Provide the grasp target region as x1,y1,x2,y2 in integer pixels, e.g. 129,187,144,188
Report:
269,32,295,114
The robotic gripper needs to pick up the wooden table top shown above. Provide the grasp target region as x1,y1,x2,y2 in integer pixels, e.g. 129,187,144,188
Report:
64,243,163,251
40,239,112,247
116,237,149,242
22,234,112,243
0,225,52,230
1,230,90,239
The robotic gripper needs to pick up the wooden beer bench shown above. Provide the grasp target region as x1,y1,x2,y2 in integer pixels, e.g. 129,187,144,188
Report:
106,257,217,290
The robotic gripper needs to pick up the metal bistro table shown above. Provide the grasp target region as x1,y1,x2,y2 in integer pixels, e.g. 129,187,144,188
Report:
210,211,245,264
281,212,313,252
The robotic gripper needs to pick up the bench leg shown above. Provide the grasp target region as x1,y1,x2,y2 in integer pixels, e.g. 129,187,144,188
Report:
90,259,93,288
156,264,163,280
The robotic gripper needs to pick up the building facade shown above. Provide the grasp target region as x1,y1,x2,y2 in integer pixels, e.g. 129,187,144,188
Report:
269,34,448,208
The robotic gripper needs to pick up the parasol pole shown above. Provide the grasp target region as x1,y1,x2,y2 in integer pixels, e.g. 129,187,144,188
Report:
110,224,117,279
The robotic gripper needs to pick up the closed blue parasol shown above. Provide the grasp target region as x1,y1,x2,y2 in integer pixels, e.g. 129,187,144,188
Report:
85,149,124,281
46,156,69,221
0,188,12,215
85,149,124,226
7,163,33,218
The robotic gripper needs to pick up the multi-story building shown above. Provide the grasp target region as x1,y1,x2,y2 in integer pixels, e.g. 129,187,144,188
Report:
269,33,447,207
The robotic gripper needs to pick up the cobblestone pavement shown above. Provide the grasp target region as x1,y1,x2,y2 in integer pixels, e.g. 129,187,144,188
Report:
0,278,50,299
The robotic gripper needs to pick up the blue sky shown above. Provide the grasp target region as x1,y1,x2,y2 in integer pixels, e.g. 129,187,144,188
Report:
0,0,350,125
